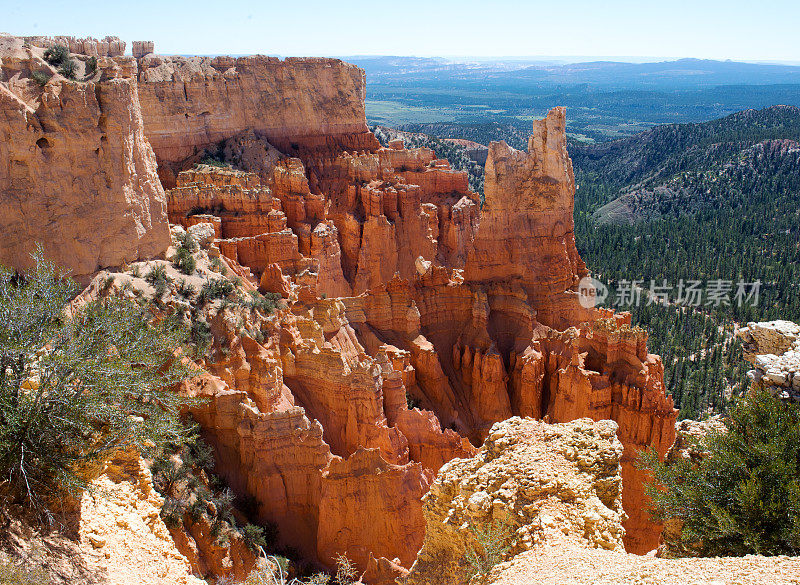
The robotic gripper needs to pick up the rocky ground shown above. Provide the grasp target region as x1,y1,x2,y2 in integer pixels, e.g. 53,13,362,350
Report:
489,544,800,585
1,451,203,585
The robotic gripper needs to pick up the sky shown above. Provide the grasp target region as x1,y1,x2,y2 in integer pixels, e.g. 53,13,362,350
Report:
2,0,799,62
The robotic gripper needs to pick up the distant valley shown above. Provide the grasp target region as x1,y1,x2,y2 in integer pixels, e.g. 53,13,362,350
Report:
350,56,800,141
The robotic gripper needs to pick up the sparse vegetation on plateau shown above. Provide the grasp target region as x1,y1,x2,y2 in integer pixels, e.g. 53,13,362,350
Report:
42,44,78,80
57,59,77,80
42,45,69,66
85,56,97,77
246,290,281,314
173,232,198,275
145,263,172,298
30,71,50,87
199,278,235,304
198,154,231,169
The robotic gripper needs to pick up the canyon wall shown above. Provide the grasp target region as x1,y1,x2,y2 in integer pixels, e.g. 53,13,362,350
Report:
0,35,169,281
160,102,676,557
135,55,379,186
0,34,678,579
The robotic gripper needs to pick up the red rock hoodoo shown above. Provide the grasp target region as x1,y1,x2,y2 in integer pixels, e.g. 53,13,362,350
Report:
0,36,678,577
143,53,677,558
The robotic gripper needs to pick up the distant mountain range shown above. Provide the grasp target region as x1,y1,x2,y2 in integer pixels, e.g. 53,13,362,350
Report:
351,57,800,141
346,56,800,90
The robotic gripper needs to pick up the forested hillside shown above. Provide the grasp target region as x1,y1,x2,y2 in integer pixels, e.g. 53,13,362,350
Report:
570,105,800,187
572,105,800,417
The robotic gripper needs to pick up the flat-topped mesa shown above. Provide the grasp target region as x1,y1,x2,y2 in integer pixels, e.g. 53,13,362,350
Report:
135,54,380,186
465,107,588,328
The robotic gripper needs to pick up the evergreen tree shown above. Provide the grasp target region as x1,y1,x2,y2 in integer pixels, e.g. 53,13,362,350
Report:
639,390,800,556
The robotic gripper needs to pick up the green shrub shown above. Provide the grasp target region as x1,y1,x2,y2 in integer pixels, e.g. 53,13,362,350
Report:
30,71,50,87
187,498,207,522
85,56,97,77
145,264,171,298
43,44,69,66
100,275,115,295
183,435,214,471
462,522,513,583
190,318,213,358
247,291,281,314
57,59,77,80
210,257,228,275
176,279,197,300
173,246,197,276
241,523,268,552
161,496,187,528
640,389,800,556
199,156,230,168
0,248,195,514
176,231,198,252
211,488,236,542
199,278,235,304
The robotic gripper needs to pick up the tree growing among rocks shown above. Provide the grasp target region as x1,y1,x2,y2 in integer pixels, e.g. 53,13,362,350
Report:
641,389,800,557
0,248,196,520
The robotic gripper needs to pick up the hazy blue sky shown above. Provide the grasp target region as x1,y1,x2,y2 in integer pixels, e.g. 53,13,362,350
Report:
3,0,799,61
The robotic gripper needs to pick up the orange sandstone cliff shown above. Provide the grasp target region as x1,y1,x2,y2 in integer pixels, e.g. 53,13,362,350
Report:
0,36,677,579
150,69,675,557
135,55,379,187
0,35,169,281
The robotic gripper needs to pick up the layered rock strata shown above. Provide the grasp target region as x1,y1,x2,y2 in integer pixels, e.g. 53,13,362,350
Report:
135,55,379,186
159,101,675,556
20,35,125,57
0,35,169,281
0,34,679,576
77,228,473,574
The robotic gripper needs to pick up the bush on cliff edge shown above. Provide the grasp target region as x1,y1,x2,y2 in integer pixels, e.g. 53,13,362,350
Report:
0,248,196,519
640,389,800,556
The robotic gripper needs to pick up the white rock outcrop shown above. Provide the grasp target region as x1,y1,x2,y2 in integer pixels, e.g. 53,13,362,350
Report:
405,417,626,585
737,320,800,401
